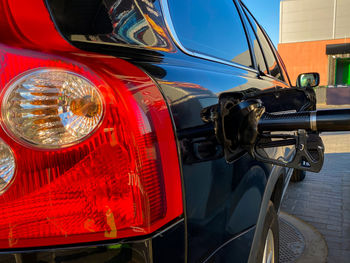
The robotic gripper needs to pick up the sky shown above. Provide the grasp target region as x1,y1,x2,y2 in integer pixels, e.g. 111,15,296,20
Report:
243,0,280,47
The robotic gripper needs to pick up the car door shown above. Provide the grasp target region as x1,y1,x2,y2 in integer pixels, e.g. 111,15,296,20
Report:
137,0,293,262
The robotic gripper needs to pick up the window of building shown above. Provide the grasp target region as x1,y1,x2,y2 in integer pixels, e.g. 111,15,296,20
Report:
167,0,253,67
335,58,350,85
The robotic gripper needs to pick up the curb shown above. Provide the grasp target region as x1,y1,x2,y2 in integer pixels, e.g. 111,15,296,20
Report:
280,212,328,263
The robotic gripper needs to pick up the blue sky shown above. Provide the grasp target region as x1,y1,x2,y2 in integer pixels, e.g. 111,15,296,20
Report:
243,0,280,47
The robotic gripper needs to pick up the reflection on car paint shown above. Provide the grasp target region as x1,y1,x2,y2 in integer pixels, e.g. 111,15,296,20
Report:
71,0,175,52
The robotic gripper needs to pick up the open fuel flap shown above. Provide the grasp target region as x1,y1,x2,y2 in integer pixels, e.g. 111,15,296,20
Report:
201,87,350,173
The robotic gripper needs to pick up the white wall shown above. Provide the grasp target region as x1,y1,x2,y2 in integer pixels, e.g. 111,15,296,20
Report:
280,0,350,43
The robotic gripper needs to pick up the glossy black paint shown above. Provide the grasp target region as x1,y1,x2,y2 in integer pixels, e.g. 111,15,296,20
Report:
46,0,175,52
0,0,300,262
206,227,255,263
0,241,152,263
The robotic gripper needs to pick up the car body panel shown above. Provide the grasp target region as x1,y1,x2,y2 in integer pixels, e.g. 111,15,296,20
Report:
135,55,285,262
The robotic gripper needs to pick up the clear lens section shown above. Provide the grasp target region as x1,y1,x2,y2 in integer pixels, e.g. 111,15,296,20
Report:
0,138,15,194
1,69,103,148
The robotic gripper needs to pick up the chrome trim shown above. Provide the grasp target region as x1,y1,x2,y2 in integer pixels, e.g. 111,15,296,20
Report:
310,111,317,131
159,0,259,74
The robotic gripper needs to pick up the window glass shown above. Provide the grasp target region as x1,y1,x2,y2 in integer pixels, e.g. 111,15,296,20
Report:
239,5,268,74
168,0,252,67
276,51,290,84
243,7,284,81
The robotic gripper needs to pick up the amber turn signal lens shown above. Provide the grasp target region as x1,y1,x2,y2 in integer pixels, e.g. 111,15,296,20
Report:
70,95,101,118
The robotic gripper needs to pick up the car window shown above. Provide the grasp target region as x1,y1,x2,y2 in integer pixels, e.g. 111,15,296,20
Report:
167,0,253,67
242,6,284,81
238,4,268,74
275,51,291,85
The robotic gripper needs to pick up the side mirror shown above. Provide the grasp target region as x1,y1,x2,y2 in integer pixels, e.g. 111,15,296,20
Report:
296,73,320,88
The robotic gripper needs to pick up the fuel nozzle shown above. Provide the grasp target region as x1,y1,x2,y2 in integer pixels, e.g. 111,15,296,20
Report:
258,109,350,132
201,88,350,173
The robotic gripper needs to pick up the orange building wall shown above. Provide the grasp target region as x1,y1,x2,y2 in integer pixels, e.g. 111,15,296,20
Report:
278,39,350,86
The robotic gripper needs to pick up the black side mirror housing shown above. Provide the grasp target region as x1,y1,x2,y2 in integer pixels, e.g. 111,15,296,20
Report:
296,73,320,88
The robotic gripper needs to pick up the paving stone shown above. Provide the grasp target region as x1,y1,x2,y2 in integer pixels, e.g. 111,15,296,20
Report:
326,224,342,231
281,148,350,262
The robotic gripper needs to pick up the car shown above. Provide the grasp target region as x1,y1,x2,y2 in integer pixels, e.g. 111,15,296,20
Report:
0,0,326,262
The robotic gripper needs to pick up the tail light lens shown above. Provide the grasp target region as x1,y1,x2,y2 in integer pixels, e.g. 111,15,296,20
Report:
0,45,183,249
0,138,15,194
2,69,104,148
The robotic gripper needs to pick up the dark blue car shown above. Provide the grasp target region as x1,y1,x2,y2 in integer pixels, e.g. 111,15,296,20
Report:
0,0,330,262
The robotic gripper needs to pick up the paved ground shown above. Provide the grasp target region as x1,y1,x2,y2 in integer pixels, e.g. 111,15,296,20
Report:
279,212,327,263
281,132,350,263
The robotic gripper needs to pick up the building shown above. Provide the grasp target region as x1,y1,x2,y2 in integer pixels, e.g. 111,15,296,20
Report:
278,0,350,88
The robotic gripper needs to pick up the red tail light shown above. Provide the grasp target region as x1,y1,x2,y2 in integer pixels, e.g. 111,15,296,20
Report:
0,0,76,51
0,45,183,249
